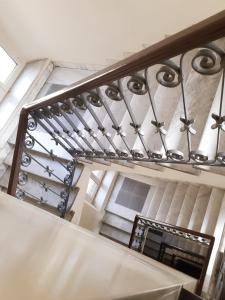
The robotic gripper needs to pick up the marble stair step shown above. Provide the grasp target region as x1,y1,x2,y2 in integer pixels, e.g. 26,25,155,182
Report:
200,188,224,235
155,182,177,222
146,182,167,219
102,211,133,234
100,223,130,246
176,184,200,228
165,182,189,225
187,185,212,232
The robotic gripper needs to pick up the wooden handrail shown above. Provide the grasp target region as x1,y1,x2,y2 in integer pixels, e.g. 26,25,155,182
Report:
7,10,225,195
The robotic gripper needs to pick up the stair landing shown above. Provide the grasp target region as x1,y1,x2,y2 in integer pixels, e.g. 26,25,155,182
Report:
0,191,196,300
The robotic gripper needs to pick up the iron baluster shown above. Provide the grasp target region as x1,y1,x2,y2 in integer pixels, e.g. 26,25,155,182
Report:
118,79,149,157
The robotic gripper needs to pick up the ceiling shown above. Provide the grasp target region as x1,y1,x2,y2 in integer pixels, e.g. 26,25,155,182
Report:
0,0,225,66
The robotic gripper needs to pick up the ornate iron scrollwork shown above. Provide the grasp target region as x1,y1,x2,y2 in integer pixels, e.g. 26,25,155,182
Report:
105,150,117,157
16,188,25,200
60,101,73,114
156,60,182,87
18,172,28,185
64,174,72,186
24,134,35,149
190,150,208,163
40,108,52,119
147,151,164,160
131,149,144,159
127,76,148,95
105,84,122,101
60,190,69,200
167,149,184,161
191,45,225,75
72,97,86,110
117,150,129,158
87,92,102,107
66,160,76,173
50,104,62,117
57,200,66,213
21,153,32,167
27,117,37,131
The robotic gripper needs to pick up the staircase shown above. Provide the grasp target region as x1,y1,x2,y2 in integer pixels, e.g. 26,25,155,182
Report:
99,177,225,246
0,11,225,299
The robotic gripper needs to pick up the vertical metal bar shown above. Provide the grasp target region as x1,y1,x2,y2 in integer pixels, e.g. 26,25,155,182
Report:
26,133,69,170
180,55,192,159
80,97,119,153
61,160,76,218
118,79,149,156
97,88,132,155
34,115,76,152
69,104,107,152
215,67,225,158
58,110,95,151
144,69,168,153
35,118,71,153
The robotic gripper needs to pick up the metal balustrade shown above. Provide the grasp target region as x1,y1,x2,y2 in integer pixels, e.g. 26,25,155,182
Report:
6,10,225,217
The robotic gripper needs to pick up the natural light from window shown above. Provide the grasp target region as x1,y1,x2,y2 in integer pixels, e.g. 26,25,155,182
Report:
0,46,16,83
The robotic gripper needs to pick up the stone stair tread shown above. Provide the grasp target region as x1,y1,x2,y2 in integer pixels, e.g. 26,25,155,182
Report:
102,212,133,234
100,224,130,245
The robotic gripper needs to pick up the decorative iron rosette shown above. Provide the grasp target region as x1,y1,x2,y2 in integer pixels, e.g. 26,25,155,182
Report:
105,84,122,101
191,44,225,75
127,76,148,95
211,113,225,131
156,60,182,87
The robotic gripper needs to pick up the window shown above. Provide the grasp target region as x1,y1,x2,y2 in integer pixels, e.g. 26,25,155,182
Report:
115,177,150,212
0,46,16,83
0,44,23,102
86,170,105,203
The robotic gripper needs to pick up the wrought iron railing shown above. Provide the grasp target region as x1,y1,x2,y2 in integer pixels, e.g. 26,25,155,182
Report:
7,11,225,211
129,215,214,295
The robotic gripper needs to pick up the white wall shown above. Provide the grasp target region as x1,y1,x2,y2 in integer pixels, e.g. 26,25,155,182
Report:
0,0,225,66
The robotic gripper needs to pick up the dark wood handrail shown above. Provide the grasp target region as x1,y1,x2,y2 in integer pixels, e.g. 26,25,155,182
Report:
7,10,225,195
